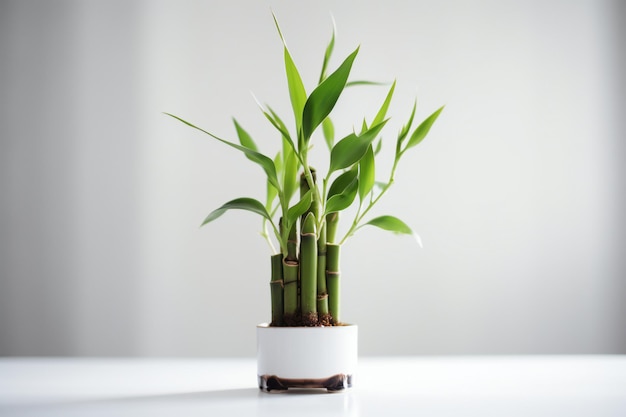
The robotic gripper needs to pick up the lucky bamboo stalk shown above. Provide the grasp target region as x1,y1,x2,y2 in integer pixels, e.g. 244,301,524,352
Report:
282,217,299,326
317,222,330,325
326,243,341,324
269,253,284,326
326,212,339,244
300,212,318,326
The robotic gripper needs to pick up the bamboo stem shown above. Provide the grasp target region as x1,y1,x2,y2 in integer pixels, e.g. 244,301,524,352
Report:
283,259,299,326
270,254,284,326
326,212,339,244
316,223,330,325
300,212,318,326
326,243,341,324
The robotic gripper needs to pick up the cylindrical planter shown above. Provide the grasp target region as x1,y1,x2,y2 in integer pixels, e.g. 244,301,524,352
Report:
257,323,358,392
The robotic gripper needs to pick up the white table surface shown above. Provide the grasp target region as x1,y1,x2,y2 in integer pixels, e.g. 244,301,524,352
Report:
1,356,625,416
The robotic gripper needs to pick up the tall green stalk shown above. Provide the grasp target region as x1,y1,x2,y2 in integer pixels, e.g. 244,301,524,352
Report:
326,243,341,324
317,223,330,325
300,212,318,326
269,254,284,326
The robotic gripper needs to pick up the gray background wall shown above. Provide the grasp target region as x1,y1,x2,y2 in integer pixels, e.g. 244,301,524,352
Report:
1,0,624,357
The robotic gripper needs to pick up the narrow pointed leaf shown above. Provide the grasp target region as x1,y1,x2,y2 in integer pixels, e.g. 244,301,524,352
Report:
327,167,358,199
266,153,281,211
201,197,272,226
358,144,375,201
325,176,358,215
371,80,396,126
404,106,444,152
360,118,368,135
284,48,307,132
283,146,299,202
346,80,387,87
318,21,336,84
398,99,417,149
286,190,312,227
302,47,359,141
362,215,422,246
273,13,307,132
233,119,259,165
233,119,258,152
165,113,280,190
374,138,382,155
329,119,387,173
263,106,298,157
322,117,335,151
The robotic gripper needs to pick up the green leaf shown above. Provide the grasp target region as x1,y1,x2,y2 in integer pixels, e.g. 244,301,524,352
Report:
322,117,335,151
284,48,307,133
325,176,358,215
374,138,382,155
346,80,387,87
358,144,375,201
371,80,396,126
283,146,299,203
201,197,272,227
263,106,298,157
273,13,307,132
359,118,368,135
404,106,444,152
398,99,417,147
329,119,387,173
233,119,258,163
327,167,358,199
362,215,422,246
361,216,422,247
286,190,312,227
165,113,280,191
318,19,336,84
302,47,359,141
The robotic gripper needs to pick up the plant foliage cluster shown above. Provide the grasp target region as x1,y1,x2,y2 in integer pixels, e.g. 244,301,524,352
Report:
167,15,443,326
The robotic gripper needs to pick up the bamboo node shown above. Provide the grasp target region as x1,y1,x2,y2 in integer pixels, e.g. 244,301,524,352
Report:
317,293,329,300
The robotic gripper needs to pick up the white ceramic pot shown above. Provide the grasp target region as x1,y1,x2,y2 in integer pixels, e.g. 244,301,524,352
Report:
257,323,358,392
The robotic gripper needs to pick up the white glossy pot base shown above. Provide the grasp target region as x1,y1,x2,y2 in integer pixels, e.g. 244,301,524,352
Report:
256,323,358,392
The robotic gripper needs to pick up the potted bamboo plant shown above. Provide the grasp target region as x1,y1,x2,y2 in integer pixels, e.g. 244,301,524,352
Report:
166,14,443,392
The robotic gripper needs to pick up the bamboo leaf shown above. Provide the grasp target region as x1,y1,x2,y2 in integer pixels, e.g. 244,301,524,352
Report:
165,113,280,190
318,19,336,84
398,99,417,147
329,119,387,173
359,118,368,135
362,215,422,246
283,146,299,203
265,106,298,156
302,47,359,141
201,197,272,226
322,117,335,151
284,48,307,132
286,190,312,227
327,167,358,199
268,152,282,210
371,80,396,126
346,80,387,87
358,144,375,201
325,176,358,215
374,138,382,155
273,13,307,132
233,119,258,152
404,106,445,152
